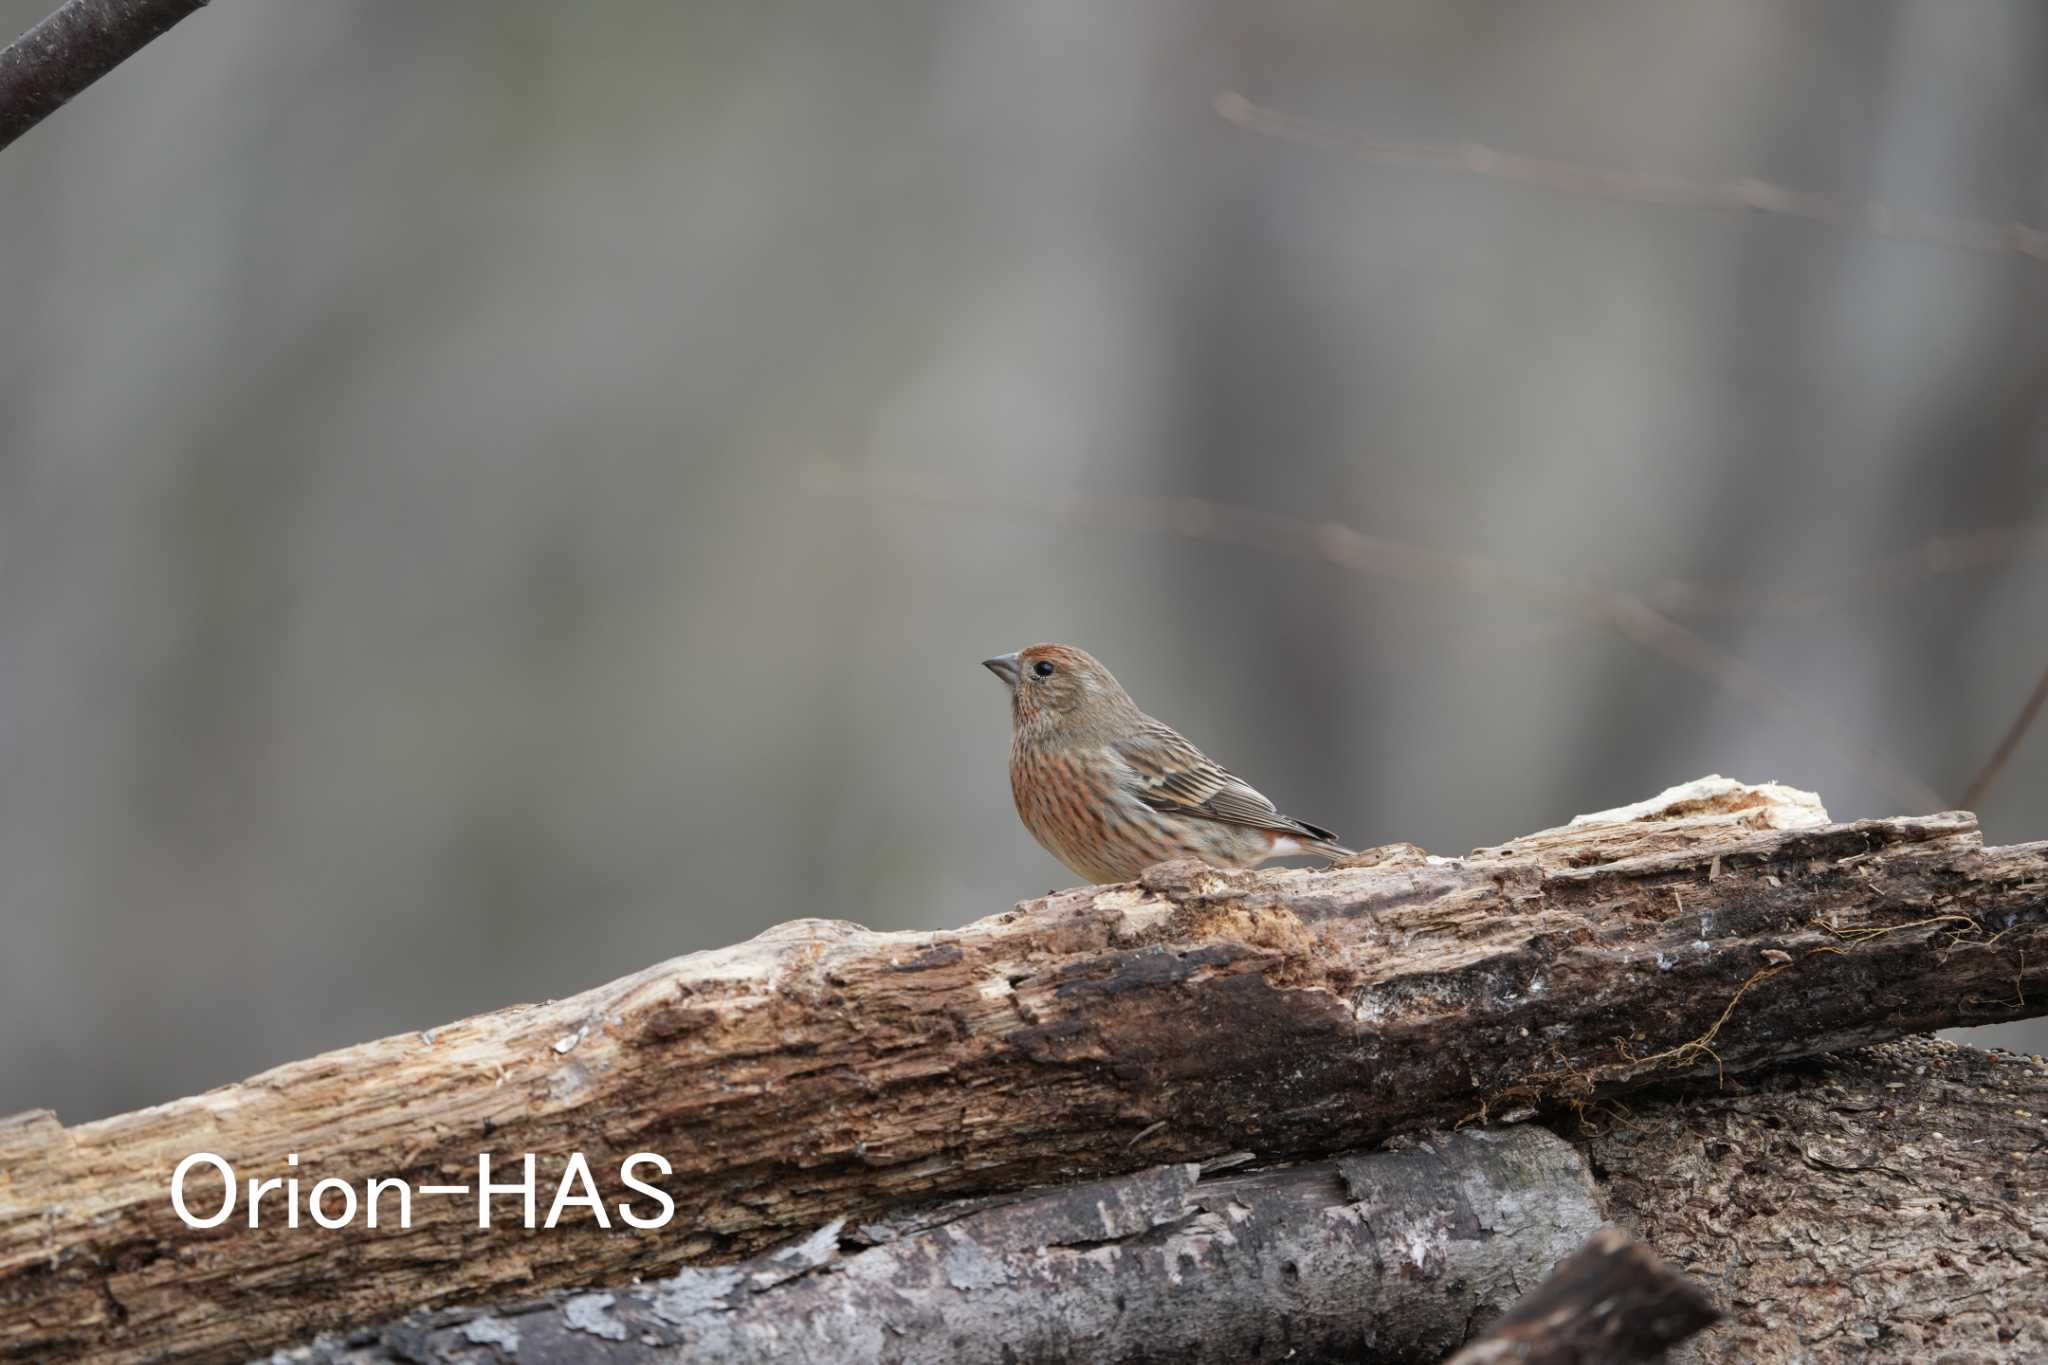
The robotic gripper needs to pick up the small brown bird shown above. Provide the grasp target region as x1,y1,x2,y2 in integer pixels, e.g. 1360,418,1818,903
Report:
983,643,1353,884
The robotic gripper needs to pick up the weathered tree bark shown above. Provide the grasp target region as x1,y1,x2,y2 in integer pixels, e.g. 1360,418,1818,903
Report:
265,1128,1603,1365
1446,1227,1719,1364
0,0,210,151
1586,1035,2048,1363
2,778,2044,1363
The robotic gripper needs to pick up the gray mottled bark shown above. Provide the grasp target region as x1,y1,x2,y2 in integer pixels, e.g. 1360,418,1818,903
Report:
0,0,210,150
263,1129,1602,1365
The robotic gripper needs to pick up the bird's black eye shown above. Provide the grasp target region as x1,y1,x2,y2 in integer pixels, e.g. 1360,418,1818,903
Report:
1032,659,1056,678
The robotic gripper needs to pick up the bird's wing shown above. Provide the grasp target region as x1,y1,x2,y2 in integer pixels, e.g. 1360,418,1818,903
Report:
1112,720,1339,842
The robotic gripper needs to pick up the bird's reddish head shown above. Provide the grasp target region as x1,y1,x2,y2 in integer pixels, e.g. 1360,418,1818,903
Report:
981,643,1137,741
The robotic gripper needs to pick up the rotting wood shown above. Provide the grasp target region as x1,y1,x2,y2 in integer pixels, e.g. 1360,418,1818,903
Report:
264,1128,1602,1365
2,776,2044,1363
1445,1226,1719,1364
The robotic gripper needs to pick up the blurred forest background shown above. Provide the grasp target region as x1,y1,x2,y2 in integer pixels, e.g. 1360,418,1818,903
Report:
3,0,2045,1123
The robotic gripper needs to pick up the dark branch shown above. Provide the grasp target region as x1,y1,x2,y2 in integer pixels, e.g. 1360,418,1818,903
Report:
1446,1227,1719,1365
0,0,209,152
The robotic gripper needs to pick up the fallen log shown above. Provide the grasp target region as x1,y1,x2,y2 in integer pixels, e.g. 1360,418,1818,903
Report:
267,1035,2047,1364
266,1128,1603,1365
2,777,2044,1362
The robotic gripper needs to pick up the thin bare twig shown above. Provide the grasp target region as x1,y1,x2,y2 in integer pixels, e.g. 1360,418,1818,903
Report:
0,0,209,153
1642,521,2048,618
1962,658,2048,810
1216,90,2048,266
805,461,1947,812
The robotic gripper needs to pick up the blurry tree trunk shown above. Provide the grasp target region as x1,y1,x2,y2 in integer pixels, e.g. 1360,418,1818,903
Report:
2,778,2045,1363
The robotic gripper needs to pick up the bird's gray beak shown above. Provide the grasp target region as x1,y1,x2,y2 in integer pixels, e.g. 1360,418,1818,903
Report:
981,652,1022,687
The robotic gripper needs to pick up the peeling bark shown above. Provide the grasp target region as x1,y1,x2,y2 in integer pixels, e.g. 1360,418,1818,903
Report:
1446,1226,1719,1364
262,1128,1602,1365
2,778,2044,1363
